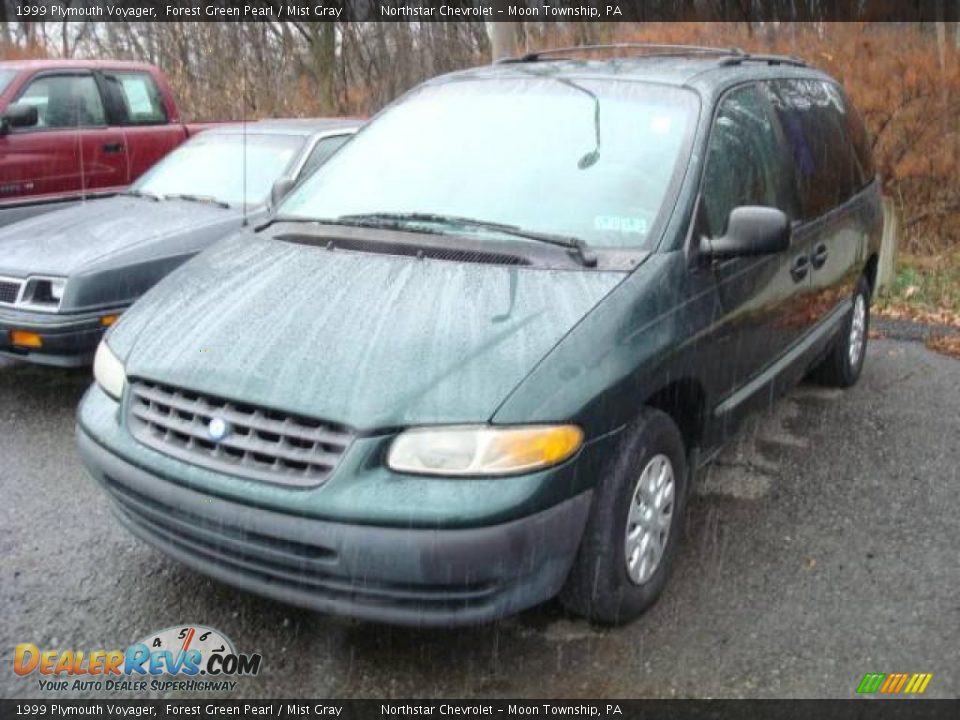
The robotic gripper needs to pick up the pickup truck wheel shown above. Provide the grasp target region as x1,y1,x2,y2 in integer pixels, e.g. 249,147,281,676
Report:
811,275,871,388
559,408,688,625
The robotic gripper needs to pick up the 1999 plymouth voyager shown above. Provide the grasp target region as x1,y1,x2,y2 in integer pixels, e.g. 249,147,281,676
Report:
77,46,881,626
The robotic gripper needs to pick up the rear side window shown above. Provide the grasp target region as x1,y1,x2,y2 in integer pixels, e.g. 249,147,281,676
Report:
701,84,799,237
16,74,106,129
765,79,861,220
839,91,875,185
101,71,168,125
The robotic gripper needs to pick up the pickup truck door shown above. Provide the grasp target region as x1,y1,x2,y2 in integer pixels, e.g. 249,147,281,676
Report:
98,70,187,183
0,70,127,202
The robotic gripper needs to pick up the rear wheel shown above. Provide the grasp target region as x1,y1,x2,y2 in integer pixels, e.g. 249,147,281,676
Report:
811,275,871,387
560,408,688,625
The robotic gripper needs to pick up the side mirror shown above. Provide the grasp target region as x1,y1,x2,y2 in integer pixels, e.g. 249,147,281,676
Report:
0,103,39,134
270,176,296,208
704,206,790,260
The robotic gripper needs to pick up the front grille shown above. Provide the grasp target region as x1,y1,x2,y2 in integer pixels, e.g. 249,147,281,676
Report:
0,279,22,305
127,379,353,487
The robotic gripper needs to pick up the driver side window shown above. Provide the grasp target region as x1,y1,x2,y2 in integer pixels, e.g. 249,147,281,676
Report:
17,74,106,130
701,84,798,238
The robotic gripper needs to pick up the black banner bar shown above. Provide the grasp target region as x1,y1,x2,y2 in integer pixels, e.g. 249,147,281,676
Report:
2,700,960,720
3,0,960,23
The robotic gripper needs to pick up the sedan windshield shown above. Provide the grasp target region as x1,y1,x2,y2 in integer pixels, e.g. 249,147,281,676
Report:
133,132,303,207
279,76,698,249
0,69,17,95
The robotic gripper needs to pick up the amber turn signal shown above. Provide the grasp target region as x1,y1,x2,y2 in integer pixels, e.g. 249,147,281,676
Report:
9,330,43,348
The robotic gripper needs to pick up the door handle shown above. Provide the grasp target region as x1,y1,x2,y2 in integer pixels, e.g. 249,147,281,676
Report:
790,254,809,283
103,142,124,154
811,243,828,269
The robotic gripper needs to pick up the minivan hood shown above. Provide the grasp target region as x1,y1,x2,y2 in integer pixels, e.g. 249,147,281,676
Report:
113,233,624,430
0,197,240,277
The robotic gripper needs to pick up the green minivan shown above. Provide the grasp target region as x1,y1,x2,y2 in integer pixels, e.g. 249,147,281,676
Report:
77,46,882,626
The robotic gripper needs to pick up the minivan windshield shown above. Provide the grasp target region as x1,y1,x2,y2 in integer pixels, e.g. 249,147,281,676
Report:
133,132,304,207
279,76,698,249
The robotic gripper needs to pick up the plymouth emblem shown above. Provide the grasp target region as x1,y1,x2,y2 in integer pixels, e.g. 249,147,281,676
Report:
207,416,230,442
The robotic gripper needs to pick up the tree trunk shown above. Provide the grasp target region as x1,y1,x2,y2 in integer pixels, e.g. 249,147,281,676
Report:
306,21,337,112
489,22,517,62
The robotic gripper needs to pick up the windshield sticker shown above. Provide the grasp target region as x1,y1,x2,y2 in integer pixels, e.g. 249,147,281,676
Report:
594,215,648,235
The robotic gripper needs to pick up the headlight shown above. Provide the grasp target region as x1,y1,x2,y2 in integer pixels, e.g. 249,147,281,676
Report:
48,278,66,301
387,425,583,476
22,276,67,310
93,341,126,400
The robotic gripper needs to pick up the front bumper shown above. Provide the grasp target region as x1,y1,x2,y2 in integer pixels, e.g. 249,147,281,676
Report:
77,423,594,627
0,306,117,367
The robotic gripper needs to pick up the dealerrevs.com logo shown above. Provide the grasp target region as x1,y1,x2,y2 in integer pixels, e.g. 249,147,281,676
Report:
14,625,262,693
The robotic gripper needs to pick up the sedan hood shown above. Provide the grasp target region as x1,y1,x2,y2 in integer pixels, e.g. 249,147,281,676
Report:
0,196,241,277
111,232,624,430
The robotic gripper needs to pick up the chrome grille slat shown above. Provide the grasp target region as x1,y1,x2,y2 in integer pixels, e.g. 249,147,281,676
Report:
127,379,352,487
130,403,342,467
132,383,351,448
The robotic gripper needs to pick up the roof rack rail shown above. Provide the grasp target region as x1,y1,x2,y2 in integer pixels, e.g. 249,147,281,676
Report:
497,43,746,64
719,53,806,67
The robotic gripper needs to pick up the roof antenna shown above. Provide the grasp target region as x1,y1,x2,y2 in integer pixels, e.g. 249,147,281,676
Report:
77,101,86,203
241,59,248,227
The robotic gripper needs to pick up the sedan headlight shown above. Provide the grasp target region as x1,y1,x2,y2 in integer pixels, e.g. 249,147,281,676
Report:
93,340,126,400
48,278,66,301
22,276,67,310
387,425,583,476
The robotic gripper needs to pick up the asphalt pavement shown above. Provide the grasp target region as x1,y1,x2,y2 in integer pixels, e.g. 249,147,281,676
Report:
1,339,957,699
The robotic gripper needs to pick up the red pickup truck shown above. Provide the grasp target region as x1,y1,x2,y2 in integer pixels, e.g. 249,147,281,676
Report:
0,59,209,226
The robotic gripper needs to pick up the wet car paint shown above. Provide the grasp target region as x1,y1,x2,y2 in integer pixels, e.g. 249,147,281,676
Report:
108,231,626,430
0,196,242,311
75,56,884,623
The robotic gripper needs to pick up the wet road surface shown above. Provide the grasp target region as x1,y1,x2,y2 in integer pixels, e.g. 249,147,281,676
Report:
1,339,958,699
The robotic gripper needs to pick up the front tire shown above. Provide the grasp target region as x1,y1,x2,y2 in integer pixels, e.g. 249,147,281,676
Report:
811,275,871,387
560,408,688,625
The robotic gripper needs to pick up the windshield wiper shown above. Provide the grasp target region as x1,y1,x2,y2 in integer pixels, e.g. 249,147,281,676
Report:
121,189,161,202
164,193,230,209
260,214,445,235
338,212,598,267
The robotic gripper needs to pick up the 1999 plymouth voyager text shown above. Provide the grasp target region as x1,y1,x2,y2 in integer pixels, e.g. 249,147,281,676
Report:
10,705,623,717
13,3,345,19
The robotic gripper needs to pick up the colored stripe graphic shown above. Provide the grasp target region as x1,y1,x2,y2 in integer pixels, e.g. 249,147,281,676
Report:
857,673,886,694
857,672,932,695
